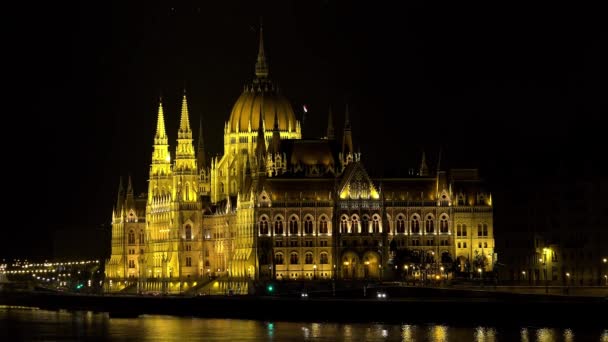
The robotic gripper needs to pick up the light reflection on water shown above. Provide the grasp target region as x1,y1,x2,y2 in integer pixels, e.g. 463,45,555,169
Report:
0,307,606,341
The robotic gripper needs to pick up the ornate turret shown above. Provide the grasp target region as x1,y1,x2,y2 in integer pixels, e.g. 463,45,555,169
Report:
116,176,125,214
255,109,267,173
175,91,197,172
150,98,171,175
269,109,281,154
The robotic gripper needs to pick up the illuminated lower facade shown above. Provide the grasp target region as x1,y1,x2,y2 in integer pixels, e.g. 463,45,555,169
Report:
104,28,494,293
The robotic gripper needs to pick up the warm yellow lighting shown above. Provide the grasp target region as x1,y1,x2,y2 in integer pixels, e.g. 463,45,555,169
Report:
603,258,607,263
365,261,369,265
566,273,570,277
440,266,444,271
522,271,526,275
313,264,317,269
213,281,219,288
477,268,482,273
343,261,349,266
435,275,440,280
404,265,408,270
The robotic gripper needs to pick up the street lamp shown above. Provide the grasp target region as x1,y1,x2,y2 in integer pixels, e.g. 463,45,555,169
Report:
313,264,317,280
477,268,483,287
404,265,409,284
542,248,552,294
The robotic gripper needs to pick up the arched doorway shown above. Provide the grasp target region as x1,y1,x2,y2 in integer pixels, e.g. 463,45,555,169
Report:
341,251,359,279
362,251,381,280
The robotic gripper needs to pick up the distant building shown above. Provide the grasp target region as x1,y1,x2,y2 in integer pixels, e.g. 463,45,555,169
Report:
496,176,608,286
105,28,494,293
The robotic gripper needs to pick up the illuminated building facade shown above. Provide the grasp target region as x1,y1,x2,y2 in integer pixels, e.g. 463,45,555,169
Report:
105,29,495,292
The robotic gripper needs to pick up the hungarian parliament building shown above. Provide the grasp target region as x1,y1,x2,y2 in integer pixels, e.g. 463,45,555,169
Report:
105,29,494,293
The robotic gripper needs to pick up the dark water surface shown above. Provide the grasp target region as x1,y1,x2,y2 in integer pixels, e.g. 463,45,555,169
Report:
1,306,606,341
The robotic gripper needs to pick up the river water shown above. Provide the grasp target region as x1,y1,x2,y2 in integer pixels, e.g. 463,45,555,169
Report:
1,306,606,341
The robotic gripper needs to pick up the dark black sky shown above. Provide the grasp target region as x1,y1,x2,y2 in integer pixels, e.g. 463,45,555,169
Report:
7,2,607,258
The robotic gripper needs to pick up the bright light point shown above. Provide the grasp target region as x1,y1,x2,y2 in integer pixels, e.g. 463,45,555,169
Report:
303,105,308,113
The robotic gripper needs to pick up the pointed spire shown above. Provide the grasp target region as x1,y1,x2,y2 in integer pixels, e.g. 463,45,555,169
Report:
155,97,168,143
127,175,133,195
326,106,335,140
255,104,267,171
255,21,269,79
420,151,429,176
179,90,192,133
342,103,353,155
270,108,281,154
197,117,207,170
116,176,125,211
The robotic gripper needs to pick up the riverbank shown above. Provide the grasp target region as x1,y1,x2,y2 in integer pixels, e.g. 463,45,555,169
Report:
1,288,606,328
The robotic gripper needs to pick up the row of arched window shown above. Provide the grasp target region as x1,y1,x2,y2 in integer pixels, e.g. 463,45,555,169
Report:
259,215,330,235
392,214,449,234
339,214,382,234
274,252,329,265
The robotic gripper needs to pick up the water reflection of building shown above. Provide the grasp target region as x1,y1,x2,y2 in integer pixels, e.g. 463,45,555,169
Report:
104,28,494,293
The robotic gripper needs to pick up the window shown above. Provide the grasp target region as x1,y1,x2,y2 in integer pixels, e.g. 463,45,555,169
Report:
320,240,328,247
305,253,313,264
285,217,295,235
139,230,144,244
372,216,380,233
351,216,359,233
304,217,313,235
128,260,135,268
259,217,269,235
396,216,406,234
478,224,482,237
362,216,370,233
483,242,488,248
440,239,449,246
458,242,461,248
412,239,420,246
290,241,299,247
463,242,467,248
440,216,448,233
478,242,482,248
128,230,135,245
411,217,420,234
305,241,313,247
275,240,283,247
425,216,434,234
185,244,192,251
185,225,192,240
483,224,489,237
426,239,434,246
319,217,328,234
290,253,299,265
186,257,192,267
275,254,284,265
220,182,224,193
320,253,329,264
275,217,284,235
340,216,348,233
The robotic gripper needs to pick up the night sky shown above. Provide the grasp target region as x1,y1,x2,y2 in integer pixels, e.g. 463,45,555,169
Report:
7,2,606,259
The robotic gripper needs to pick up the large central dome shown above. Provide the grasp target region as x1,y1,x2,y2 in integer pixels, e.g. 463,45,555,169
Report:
227,26,298,134
228,81,297,133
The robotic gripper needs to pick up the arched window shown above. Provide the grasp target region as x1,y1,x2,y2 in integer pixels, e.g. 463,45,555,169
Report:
411,216,420,234
340,216,348,234
477,223,482,237
128,230,135,245
456,224,462,236
275,217,284,235
396,215,406,234
483,223,488,237
319,217,328,234
185,225,192,240
351,216,359,233
304,217,313,235
440,215,449,233
462,224,467,237
275,253,284,265
362,216,370,233
139,230,144,244
372,216,380,233
305,252,313,264
425,216,434,234
290,253,299,265
259,216,269,235
320,253,329,264
287,217,297,235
